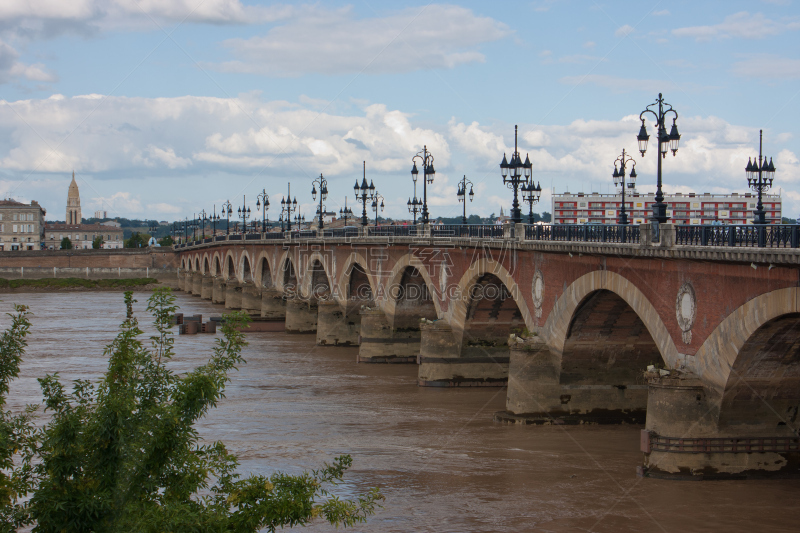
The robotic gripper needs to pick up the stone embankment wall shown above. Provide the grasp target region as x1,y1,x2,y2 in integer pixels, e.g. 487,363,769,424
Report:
0,248,179,281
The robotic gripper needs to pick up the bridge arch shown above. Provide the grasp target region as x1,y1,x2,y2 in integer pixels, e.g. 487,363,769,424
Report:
276,251,298,292
212,253,222,277
202,255,210,275
255,252,274,288
194,256,200,272
448,257,534,348
383,254,440,328
299,253,333,300
543,270,678,370
240,253,254,284
224,251,237,280
696,287,800,399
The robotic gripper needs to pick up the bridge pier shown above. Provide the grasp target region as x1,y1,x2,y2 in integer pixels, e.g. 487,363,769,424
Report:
240,283,262,314
316,300,359,346
212,277,226,304
639,375,800,480
417,321,508,387
176,270,186,291
357,308,418,363
200,274,213,299
285,297,318,333
498,337,647,424
261,288,286,319
191,272,202,296
224,280,242,309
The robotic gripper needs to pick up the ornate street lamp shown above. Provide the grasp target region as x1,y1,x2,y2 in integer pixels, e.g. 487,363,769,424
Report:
411,146,436,224
198,209,208,239
746,129,776,225
237,196,250,234
521,180,542,225
294,209,305,229
456,175,474,225
256,189,270,232
354,161,376,226
612,149,637,225
372,192,384,227
211,205,219,236
339,197,353,225
280,183,298,231
222,200,233,235
312,173,329,230
500,125,532,224
637,93,681,224
192,213,197,241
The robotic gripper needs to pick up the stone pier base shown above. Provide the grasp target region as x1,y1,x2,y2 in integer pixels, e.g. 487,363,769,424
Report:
177,270,186,291
316,299,359,346
357,308,419,363
241,283,262,314
212,277,226,304
201,275,213,300
224,280,242,309
285,298,318,333
496,337,646,425
418,322,508,387
191,273,202,296
261,288,286,319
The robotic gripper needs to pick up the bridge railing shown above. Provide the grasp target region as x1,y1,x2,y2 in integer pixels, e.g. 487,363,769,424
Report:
676,224,800,248
431,224,504,239
326,227,360,238
524,224,640,244
367,225,419,237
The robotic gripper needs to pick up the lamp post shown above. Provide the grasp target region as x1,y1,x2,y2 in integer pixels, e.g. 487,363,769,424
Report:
411,146,436,224
354,161,376,226
612,149,637,225
372,192,384,227
294,210,305,229
237,196,250,234
280,183,298,231
183,217,188,242
198,209,208,238
521,180,542,225
312,173,329,230
456,175,474,224
211,205,219,236
222,200,233,235
256,190,270,232
637,93,681,224
339,197,353,225
192,213,197,241
746,130,776,225
500,125,532,224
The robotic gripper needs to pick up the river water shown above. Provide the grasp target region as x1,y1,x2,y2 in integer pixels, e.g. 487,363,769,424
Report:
4,291,800,533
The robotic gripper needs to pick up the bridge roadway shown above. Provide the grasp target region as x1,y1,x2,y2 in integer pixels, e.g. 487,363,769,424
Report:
175,223,800,480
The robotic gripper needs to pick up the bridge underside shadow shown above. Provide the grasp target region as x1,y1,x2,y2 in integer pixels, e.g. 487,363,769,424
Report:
502,289,662,424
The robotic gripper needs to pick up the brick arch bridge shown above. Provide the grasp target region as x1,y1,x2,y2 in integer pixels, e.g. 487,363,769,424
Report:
176,224,800,479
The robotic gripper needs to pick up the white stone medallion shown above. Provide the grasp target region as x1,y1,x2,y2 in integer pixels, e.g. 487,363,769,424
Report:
675,281,696,344
532,269,544,319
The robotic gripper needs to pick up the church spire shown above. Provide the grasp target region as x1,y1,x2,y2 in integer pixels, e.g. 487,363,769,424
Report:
67,171,81,225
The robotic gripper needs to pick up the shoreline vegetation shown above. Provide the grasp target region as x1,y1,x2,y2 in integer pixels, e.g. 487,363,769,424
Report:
0,277,161,291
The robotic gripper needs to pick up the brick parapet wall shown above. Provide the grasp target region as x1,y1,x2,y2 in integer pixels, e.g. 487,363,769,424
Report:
0,248,178,269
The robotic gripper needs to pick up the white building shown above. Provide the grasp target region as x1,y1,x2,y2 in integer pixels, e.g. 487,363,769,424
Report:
0,199,47,251
552,190,782,225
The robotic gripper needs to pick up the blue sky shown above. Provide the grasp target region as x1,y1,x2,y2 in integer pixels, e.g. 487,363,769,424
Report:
0,0,798,222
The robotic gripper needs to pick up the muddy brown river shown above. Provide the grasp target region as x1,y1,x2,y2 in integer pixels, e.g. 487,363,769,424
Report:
4,292,800,532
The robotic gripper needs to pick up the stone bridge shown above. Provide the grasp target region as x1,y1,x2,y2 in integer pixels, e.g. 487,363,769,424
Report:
175,223,800,479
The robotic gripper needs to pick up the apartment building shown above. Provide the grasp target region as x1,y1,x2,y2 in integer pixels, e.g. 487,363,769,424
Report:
0,199,47,251
552,191,782,225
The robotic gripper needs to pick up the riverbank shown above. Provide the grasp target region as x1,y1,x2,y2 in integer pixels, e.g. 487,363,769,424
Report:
0,277,163,292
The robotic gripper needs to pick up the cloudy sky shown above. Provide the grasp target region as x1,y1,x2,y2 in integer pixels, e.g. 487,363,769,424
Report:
0,0,798,222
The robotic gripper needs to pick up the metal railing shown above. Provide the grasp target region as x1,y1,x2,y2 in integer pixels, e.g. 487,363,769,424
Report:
676,224,800,248
228,234,242,241
649,434,800,454
325,227,360,238
263,231,285,240
524,224,640,244
431,224,504,238
245,233,262,240
367,225,419,237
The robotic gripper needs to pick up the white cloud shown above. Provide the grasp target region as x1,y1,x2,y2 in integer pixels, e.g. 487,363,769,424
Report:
672,11,797,41
90,191,142,214
615,24,635,37
583,40,596,48
653,10,670,16
213,5,511,76
448,120,507,160
0,38,58,84
147,202,182,214
732,54,800,79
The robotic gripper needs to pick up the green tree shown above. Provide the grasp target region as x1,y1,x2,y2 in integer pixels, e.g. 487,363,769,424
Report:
92,235,104,249
59,237,72,250
125,232,146,248
2,290,381,531
157,235,174,247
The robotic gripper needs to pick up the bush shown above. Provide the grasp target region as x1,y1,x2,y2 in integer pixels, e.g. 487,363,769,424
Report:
1,289,381,531
59,237,72,250
91,236,104,249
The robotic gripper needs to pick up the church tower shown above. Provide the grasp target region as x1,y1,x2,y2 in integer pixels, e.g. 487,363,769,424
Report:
66,171,82,225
